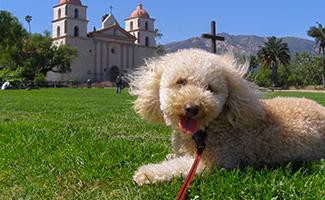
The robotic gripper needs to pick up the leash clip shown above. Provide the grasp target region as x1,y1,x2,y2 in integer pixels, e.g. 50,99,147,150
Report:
192,128,207,154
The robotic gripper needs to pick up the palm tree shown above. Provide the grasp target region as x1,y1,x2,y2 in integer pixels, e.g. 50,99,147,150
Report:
155,28,163,40
24,15,32,34
257,36,290,87
307,22,325,88
249,55,259,73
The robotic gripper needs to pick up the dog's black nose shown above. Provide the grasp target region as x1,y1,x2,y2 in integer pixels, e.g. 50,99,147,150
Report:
185,103,199,118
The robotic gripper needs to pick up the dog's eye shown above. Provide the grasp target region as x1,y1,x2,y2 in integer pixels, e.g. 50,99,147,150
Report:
207,84,216,93
176,78,187,86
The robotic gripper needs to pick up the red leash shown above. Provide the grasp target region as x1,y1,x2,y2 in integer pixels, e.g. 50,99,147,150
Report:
175,129,207,200
176,150,203,200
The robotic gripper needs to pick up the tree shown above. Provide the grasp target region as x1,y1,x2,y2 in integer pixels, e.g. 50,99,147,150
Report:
156,44,166,55
1,11,77,82
154,29,165,55
249,55,259,73
155,28,163,41
24,15,32,34
21,32,77,80
251,66,272,87
245,55,259,81
307,22,325,88
0,11,27,69
0,11,27,46
257,36,290,87
288,52,322,87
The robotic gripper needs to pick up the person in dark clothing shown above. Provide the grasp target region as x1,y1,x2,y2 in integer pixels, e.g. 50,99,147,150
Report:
115,75,122,94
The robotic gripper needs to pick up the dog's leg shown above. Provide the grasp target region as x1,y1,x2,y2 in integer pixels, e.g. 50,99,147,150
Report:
133,155,207,185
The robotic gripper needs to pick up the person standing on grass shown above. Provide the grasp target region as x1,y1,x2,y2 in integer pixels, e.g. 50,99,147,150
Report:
115,75,122,94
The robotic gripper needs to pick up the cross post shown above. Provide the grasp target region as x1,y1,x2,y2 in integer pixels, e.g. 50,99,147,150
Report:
201,21,225,54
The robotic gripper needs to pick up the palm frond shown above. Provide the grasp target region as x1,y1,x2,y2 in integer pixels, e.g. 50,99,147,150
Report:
257,36,290,68
308,23,325,52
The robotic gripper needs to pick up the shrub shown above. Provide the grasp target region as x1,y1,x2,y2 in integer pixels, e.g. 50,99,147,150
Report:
0,67,24,87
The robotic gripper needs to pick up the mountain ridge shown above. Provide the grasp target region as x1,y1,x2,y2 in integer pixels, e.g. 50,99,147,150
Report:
163,33,317,57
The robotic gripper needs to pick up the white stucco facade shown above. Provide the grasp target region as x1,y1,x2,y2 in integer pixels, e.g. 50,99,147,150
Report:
48,1,156,82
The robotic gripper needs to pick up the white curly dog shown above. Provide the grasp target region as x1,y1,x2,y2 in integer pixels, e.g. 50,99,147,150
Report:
130,49,325,186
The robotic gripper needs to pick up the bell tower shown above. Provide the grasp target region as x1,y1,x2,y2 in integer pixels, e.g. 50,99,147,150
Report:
125,4,156,47
49,0,93,82
52,0,88,43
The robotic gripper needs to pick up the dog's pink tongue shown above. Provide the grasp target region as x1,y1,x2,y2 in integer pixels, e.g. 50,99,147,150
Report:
179,117,198,135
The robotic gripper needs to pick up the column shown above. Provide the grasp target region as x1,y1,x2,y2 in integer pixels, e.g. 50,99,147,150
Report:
126,45,129,69
93,41,97,81
120,44,124,72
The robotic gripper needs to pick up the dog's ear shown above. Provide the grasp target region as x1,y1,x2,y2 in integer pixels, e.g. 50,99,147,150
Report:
223,67,265,128
129,60,164,123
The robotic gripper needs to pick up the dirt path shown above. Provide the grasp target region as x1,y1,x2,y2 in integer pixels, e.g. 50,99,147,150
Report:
275,90,325,93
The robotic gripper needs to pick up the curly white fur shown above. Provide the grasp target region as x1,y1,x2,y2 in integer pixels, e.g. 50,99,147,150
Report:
130,49,325,186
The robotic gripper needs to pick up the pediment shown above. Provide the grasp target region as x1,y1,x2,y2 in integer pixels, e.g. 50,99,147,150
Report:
88,24,136,41
100,27,126,37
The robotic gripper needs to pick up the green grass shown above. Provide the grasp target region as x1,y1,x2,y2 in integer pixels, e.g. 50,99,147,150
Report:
0,89,324,199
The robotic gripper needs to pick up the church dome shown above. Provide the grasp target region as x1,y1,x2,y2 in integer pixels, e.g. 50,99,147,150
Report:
59,0,82,5
129,4,150,18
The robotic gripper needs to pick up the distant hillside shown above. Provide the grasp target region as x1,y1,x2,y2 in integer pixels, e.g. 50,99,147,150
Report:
164,33,317,57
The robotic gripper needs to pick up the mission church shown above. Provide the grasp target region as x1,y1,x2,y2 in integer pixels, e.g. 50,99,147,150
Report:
48,0,157,82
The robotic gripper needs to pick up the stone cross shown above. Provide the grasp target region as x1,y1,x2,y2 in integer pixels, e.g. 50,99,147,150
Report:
201,21,225,54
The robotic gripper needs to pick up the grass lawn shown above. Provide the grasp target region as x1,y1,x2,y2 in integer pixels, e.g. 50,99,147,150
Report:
0,89,324,199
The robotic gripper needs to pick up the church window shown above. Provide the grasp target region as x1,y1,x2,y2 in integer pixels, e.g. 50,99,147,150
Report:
145,21,148,30
58,9,61,19
65,5,68,15
137,32,140,43
74,26,79,37
130,21,133,30
111,48,115,54
57,26,61,37
74,9,79,19
64,20,67,33
145,37,149,47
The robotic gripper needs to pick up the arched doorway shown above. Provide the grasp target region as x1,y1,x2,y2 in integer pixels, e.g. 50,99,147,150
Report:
110,66,119,82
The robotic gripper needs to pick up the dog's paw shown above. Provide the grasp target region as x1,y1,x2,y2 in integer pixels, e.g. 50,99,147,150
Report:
133,164,172,185
133,170,152,186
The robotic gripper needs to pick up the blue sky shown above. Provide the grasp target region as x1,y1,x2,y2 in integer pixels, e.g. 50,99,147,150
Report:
1,0,324,44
